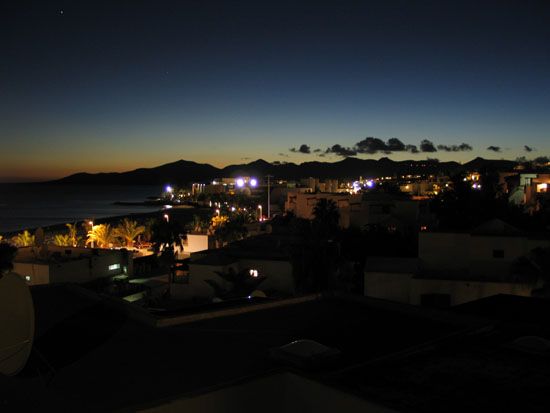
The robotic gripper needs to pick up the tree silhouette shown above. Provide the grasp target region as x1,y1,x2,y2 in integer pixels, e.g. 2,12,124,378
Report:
312,198,340,239
150,218,184,254
66,223,82,247
205,268,266,299
115,218,145,248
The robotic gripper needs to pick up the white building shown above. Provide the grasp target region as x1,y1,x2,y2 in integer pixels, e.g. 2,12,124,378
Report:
285,191,431,231
170,235,295,300
501,172,550,211
364,219,550,307
354,192,431,231
285,192,362,228
13,245,132,286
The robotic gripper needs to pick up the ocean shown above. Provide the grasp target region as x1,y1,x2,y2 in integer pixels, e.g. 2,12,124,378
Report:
0,184,162,234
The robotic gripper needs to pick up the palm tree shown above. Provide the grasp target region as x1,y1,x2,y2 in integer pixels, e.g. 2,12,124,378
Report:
12,230,35,247
66,223,82,247
216,214,248,244
189,214,210,233
52,233,71,247
86,224,118,248
142,218,156,242
149,219,184,254
312,198,340,238
114,218,145,248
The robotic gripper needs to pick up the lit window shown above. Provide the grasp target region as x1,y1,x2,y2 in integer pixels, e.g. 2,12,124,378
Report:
108,263,121,271
25,275,31,282
249,269,259,277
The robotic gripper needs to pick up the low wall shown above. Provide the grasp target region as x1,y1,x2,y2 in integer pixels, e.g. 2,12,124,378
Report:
410,278,533,306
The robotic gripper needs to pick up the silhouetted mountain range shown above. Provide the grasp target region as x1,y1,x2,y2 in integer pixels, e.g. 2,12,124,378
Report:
49,157,518,185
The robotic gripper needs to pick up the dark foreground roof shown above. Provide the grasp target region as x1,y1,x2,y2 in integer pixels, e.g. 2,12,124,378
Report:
1,285,465,412
4,287,550,412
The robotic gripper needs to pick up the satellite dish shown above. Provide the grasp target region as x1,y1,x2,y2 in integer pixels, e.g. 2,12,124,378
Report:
0,272,35,376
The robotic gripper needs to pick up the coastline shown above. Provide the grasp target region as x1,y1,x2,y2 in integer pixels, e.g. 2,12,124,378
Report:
2,205,210,239
0,183,165,237
1,210,161,239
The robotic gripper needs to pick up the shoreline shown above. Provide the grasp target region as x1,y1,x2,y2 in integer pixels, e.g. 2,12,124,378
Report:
1,210,162,239
2,205,211,239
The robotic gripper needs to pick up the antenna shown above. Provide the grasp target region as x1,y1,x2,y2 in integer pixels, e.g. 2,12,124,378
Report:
0,272,35,376
265,175,273,219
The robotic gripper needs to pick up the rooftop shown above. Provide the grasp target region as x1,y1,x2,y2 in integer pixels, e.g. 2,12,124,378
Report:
192,234,293,263
333,296,550,412
1,285,469,412
13,246,123,264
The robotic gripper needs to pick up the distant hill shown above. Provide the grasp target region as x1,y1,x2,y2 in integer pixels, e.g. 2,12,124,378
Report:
48,157,517,185
462,157,517,171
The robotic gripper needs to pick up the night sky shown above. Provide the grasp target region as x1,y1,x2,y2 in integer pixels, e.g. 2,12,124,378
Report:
1,0,549,181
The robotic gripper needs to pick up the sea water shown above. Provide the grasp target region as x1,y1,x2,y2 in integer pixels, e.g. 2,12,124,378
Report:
0,184,161,233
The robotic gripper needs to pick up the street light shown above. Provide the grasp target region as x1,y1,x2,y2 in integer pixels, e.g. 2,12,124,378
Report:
88,220,94,248
266,175,273,219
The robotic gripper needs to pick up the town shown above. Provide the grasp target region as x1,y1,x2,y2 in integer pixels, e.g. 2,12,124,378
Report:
2,1,550,411
2,156,550,410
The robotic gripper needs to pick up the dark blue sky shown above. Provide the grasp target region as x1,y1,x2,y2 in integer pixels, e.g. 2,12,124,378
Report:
1,0,549,180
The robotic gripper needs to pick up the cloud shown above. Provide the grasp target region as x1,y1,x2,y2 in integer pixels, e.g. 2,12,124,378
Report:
406,144,419,153
437,143,473,152
387,138,406,151
298,144,311,154
524,145,535,152
420,139,437,152
278,152,289,157
516,156,549,164
325,144,357,157
307,136,473,157
354,137,419,154
355,137,391,154
487,146,501,152
289,144,311,154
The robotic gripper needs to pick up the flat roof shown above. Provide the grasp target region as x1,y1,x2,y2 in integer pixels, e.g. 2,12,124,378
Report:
334,318,550,412
191,253,238,266
13,246,127,264
0,285,468,411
